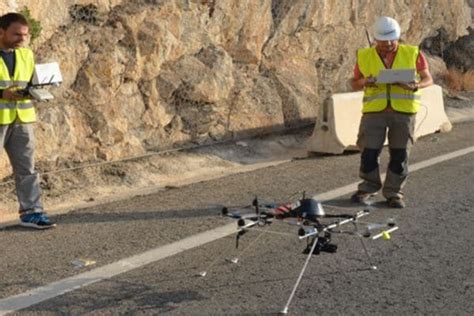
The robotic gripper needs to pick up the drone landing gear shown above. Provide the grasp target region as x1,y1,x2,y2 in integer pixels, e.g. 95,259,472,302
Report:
303,234,338,255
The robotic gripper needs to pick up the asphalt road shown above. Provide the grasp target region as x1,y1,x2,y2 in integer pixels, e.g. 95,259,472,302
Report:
1,121,473,315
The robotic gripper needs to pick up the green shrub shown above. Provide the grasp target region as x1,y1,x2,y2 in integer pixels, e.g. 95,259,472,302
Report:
19,6,42,43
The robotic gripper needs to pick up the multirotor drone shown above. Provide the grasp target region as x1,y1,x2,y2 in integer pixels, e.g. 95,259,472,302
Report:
200,192,398,314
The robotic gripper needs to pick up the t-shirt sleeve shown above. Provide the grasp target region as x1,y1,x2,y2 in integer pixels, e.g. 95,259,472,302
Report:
416,51,429,71
354,63,363,79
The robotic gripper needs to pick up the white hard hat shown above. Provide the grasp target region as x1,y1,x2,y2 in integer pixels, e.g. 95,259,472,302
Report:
373,16,400,41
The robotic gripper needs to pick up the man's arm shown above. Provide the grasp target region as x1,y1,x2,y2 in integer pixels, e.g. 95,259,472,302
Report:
415,68,433,89
351,76,377,91
2,85,26,100
397,68,433,91
397,52,433,91
351,64,376,91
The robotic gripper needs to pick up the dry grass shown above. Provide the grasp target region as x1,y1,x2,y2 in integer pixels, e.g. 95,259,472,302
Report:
462,70,474,91
442,68,474,92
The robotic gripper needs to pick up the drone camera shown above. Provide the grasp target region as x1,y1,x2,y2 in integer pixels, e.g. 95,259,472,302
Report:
237,219,245,227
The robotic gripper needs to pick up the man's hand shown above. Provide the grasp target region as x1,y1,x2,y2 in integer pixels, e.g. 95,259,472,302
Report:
396,82,418,91
364,76,377,88
2,85,28,100
351,76,377,91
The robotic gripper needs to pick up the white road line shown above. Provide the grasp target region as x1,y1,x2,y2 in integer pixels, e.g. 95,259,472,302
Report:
1,146,473,314
315,146,474,202
0,223,237,315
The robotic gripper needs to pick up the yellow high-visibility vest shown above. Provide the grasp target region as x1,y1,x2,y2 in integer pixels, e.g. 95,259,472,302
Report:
357,45,421,114
0,48,35,124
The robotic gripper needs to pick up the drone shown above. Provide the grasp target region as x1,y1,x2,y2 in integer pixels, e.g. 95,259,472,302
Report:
204,192,399,314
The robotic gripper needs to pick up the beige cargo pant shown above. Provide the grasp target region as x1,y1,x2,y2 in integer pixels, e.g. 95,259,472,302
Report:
356,111,416,199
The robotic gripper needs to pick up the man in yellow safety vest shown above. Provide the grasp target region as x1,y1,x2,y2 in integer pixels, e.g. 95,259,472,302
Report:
0,12,56,228
350,16,433,208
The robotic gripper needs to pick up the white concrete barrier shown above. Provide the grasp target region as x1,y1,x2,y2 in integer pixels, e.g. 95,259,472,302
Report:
307,84,452,154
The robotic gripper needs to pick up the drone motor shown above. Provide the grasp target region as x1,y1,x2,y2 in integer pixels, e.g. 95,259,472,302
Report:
299,198,325,219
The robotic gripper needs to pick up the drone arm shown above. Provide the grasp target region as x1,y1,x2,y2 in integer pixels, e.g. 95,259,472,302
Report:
238,220,258,231
371,226,399,240
326,210,370,230
298,228,318,240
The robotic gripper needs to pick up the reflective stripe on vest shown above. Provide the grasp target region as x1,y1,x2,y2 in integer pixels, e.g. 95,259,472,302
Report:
0,101,33,109
0,80,30,88
363,93,421,102
357,45,421,114
0,48,36,124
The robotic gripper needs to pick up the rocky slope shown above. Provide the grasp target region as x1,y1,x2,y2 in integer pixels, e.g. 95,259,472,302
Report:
0,0,471,179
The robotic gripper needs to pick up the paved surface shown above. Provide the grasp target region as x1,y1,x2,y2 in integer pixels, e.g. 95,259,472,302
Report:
0,121,473,315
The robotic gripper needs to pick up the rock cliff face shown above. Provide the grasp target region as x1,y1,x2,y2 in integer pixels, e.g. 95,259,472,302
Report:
0,0,471,178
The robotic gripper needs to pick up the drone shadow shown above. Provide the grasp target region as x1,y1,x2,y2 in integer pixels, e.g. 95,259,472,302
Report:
322,198,389,211
1,204,242,231
196,265,377,293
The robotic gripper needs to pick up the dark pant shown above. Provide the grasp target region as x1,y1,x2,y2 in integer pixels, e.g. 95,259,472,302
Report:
356,111,416,199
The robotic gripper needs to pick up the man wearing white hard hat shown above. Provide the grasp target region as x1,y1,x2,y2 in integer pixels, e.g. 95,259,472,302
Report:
350,16,433,208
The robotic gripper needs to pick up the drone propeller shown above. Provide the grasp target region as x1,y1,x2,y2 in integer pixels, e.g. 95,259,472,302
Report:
361,218,397,237
222,207,264,222
221,207,245,219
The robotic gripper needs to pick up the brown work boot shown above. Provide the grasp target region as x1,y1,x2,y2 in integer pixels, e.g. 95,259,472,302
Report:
387,197,406,208
350,191,372,204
